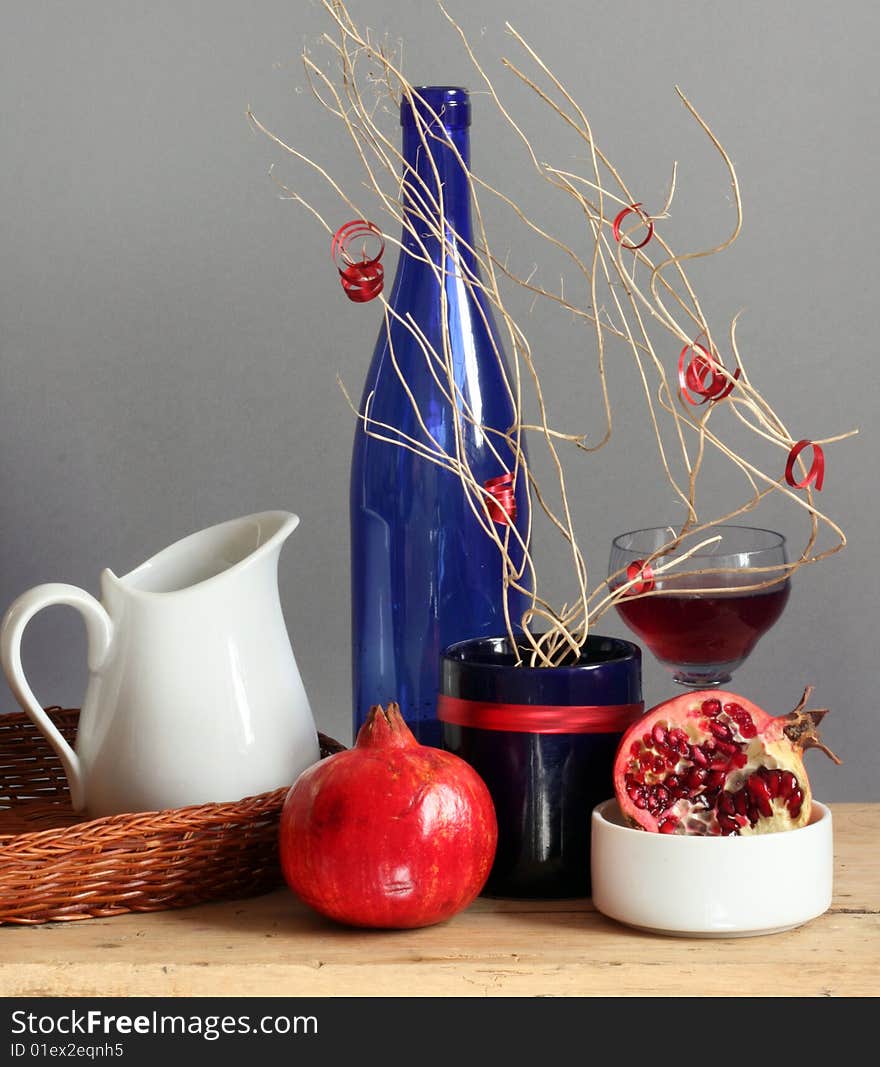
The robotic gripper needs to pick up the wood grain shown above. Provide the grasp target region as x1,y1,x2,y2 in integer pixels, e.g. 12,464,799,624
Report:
1,803,877,997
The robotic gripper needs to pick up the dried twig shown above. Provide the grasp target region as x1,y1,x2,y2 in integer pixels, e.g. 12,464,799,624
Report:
250,0,854,665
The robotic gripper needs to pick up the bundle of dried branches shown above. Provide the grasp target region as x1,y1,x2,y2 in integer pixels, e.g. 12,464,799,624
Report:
249,0,855,667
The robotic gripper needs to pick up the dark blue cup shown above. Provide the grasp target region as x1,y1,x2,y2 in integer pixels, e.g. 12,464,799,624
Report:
439,635,642,898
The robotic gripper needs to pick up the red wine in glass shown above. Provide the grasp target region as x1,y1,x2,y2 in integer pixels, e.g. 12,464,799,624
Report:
609,526,790,687
615,583,790,684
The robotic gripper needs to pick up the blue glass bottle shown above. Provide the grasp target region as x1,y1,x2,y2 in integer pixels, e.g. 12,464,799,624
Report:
351,86,530,746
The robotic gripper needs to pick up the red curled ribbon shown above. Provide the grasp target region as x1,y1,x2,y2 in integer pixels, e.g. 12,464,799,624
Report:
678,342,741,405
612,203,654,250
484,472,517,525
437,694,644,734
785,439,825,491
625,559,655,595
331,220,385,302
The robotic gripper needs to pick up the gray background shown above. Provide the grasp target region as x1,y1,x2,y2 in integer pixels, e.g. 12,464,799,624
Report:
1,0,876,801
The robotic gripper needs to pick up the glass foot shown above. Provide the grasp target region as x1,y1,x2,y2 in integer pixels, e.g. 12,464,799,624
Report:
673,674,730,689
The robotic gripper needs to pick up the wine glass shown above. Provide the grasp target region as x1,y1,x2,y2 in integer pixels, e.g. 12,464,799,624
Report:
608,525,790,688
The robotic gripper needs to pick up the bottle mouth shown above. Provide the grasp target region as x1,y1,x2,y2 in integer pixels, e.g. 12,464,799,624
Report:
400,86,470,129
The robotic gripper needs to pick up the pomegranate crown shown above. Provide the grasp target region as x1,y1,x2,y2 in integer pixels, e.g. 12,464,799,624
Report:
783,686,842,764
355,702,419,749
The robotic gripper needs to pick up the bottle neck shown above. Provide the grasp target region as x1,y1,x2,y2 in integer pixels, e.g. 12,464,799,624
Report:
400,122,476,271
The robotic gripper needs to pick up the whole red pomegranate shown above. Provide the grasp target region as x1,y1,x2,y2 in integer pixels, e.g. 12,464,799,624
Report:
279,702,497,928
613,687,840,836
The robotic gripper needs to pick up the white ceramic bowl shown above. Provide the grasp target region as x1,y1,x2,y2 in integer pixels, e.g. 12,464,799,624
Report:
591,798,832,937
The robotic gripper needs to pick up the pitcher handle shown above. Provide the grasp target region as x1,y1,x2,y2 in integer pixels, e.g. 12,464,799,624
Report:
1,583,113,812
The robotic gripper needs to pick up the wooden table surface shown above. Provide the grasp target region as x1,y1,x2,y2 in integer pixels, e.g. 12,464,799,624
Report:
1,803,877,998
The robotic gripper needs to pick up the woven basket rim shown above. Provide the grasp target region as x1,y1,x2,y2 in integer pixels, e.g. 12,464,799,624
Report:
0,707,344,848
0,785,292,848
0,706,346,924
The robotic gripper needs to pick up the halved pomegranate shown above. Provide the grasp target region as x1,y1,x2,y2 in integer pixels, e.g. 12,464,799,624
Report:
613,687,840,836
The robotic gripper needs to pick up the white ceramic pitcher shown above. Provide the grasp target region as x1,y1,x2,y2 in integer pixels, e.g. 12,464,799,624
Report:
0,511,320,817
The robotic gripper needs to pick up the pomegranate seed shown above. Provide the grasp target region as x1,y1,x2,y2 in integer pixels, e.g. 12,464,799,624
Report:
629,741,642,757
669,728,688,744
658,818,678,834
746,772,769,796
725,706,758,739
731,751,748,769
652,723,667,746
709,759,730,772
735,716,757,739
717,813,739,835
788,788,804,818
676,741,692,759
634,793,649,809
655,786,670,808
713,739,738,756
767,770,784,798
652,755,666,774
709,721,733,742
702,698,722,717
778,771,798,800
732,790,747,816
746,775,773,818
685,767,706,790
718,793,735,815
642,733,652,748
705,770,726,790
691,746,709,767
665,774,681,793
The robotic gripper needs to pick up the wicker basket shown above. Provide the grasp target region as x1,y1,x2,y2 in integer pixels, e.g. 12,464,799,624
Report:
0,707,345,925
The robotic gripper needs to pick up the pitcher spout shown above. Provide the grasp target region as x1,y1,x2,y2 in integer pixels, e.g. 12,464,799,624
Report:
272,511,301,547
247,511,300,574
249,510,300,563
115,511,301,597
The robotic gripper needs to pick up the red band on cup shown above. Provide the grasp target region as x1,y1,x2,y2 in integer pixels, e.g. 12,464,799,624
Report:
612,203,654,250
437,694,644,734
484,473,517,525
625,559,655,595
785,439,825,491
